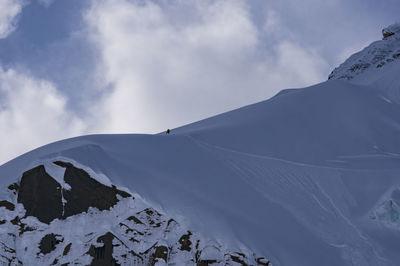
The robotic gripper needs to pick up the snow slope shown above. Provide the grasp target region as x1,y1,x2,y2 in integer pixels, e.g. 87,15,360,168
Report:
1,25,400,265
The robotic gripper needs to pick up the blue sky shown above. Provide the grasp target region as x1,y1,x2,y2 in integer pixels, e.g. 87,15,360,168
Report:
0,0,399,164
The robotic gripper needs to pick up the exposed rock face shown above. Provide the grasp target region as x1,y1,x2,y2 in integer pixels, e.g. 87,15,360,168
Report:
370,187,400,228
39,234,63,255
1,192,270,265
88,232,120,266
178,231,192,251
17,161,131,224
0,200,15,211
382,23,400,39
17,166,63,224
53,161,131,219
0,160,270,265
151,245,168,264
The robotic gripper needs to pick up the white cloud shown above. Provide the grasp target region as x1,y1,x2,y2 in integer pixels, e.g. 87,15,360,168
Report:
37,0,55,8
0,0,24,38
0,0,85,164
86,0,328,134
263,9,280,35
0,66,85,164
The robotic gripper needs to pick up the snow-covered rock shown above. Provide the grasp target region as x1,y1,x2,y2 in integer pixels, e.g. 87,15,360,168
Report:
371,187,400,228
382,23,400,39
329,23,400,82
0,161,269,265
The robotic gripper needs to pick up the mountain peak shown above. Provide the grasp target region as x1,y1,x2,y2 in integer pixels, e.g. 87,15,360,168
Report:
328,23,400,82
382,23,400,39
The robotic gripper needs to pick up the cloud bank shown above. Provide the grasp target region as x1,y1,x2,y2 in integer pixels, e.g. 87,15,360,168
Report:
0,67,85,163
0,0,331,163
0,0,24,38
86,0,328,133
37,0,56,8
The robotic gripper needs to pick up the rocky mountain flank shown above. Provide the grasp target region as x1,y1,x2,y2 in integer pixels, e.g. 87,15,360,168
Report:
0,161,270,265
329,23,400,81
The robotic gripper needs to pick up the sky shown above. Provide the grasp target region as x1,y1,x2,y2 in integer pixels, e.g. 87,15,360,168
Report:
0,0,399,164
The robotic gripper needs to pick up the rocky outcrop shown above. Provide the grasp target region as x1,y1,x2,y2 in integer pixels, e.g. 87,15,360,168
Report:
0,190,270,265
382,23,400,39
328,23,400,81
0,200,15,211
0,160,270,265
53,161,131,219
39,234,63,255
88,232,121,266
17,166,63,224
370,187,400,228
17,161,131,224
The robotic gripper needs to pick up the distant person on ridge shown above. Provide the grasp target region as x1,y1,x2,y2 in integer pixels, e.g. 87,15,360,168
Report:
166,129,170,134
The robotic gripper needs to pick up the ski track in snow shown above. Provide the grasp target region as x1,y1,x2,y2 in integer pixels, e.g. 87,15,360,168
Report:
188,135,392,265
186,135,400,171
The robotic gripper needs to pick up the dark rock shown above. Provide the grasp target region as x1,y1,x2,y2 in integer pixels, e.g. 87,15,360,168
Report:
39,234,63,254
10,216,19,225
0,241,15,254
111,185,131,198
143,208,157,216
256,257,270,265
18,223,35,235
136,208,162,228
89,232,116,266
349,63,370,72
10,215,36,235
88,232,136,266
377,62,385,68
165,219,177,233
17,162,131,224
167,219,175,226
0,200,15,211
54,161,131,218
126,216,143,225
17,166,63,224
7,183,19,194
197,260,217,266
129,237,139,243
151,245,168,264
178,231,192,251
230,254,248,266
63,243,72,256
383,30,395,39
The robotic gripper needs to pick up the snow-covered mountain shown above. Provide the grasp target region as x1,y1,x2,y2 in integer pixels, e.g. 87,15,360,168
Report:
329,23,400,103
1,24,400,266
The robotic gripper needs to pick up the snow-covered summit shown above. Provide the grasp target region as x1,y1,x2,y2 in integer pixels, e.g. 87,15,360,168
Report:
328,23,400,103
382,23,400,39
328,23,400,86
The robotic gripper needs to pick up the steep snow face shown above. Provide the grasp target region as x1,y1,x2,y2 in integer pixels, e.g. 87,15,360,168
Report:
328,23,400,103
174,80,400,166
1,134,400,266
